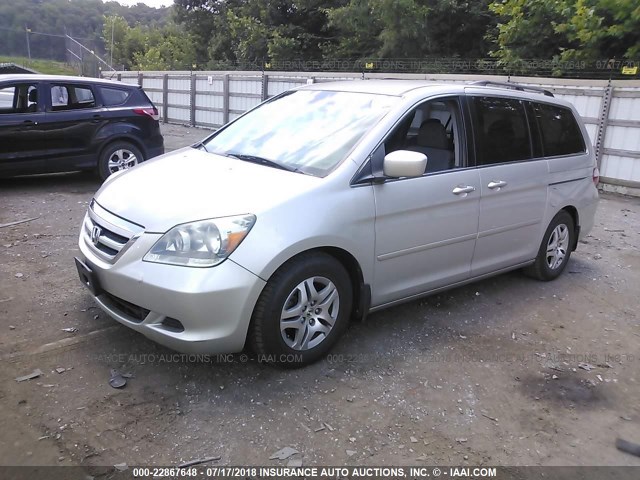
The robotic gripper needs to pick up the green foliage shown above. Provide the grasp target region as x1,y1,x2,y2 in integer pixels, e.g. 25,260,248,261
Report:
490,0,640,62
0,55,78,75
556,0,640,60
323,0,383,58
174,0,339,65
324,0,495,59
104,17,197,71
2,0,637,74
0,0,169,62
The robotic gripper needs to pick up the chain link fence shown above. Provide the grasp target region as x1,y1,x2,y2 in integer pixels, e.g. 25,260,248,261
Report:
200,58,640,80
0,26,106,77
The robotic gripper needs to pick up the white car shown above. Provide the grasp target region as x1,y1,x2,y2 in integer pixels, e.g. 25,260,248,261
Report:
76,80,599,366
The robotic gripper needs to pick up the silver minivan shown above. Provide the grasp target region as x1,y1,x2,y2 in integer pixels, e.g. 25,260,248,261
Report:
75,80,599,365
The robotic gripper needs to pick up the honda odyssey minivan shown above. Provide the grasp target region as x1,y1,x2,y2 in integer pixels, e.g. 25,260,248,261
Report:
75,80,599,365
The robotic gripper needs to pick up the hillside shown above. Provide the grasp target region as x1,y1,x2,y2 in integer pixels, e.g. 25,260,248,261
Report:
0,56,78,75
0,0,170,63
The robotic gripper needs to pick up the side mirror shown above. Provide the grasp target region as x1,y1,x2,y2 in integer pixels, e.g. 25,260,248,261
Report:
383,150,427,178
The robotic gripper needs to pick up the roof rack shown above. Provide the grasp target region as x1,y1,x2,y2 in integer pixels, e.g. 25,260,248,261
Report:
469,80,554,97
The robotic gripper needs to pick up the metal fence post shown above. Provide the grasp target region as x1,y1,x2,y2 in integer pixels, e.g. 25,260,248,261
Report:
117,73,121,82
137,72,143,87
190,72,196,127
223,74,230,124
261,73,268,101
595,80,613,169
162,74,169,124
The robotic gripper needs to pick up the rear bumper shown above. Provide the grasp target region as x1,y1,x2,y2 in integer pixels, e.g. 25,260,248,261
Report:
146,145,164,160
145,135,164,159
577,189,599,241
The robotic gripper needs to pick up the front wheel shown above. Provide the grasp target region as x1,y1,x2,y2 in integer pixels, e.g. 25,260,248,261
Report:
249,252,352,367
98,141,144,180
524,210,575,281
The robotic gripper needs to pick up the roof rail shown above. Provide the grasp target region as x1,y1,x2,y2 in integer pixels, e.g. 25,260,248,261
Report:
469,80,554,97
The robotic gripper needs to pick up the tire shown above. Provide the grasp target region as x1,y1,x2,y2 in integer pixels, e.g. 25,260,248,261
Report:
524,210,575,281
249,252,352,367
98,141,144,181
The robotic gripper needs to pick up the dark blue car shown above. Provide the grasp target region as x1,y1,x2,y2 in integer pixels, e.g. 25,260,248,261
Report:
0,74,164,180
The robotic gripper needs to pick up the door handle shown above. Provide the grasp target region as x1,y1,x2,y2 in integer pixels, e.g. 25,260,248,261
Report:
23,120,37,125
487,180,507,190
452,185,476,195
91,114,102,123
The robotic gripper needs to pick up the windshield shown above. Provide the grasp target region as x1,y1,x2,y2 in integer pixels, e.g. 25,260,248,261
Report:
202,89,398,177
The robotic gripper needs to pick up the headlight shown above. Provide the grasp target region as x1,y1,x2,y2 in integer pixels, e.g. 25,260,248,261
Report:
143,214,256,267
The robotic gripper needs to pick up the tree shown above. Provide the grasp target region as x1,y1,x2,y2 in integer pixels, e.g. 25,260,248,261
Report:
174,0,242,63
555,0,640,60
324,0,495,59
103,15,130,68
488,0,566,62
490,0,640,62
104,20,197,71
0,0,169,62
175,0,340,65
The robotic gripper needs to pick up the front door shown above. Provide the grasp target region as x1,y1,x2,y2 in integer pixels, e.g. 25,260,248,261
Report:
0,81,46,175
371,96,480,306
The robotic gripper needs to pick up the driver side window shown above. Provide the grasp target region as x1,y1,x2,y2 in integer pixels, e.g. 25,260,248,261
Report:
383,97,464,174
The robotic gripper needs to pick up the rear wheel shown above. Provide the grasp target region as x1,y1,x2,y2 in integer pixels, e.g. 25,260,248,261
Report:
524,210,575,281
249,252,352,367
98,141,143,180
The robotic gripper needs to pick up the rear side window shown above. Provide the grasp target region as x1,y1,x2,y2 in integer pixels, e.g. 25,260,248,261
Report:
100,87,130,106
50,84,95,111
533,103,586,157
470,96,532,165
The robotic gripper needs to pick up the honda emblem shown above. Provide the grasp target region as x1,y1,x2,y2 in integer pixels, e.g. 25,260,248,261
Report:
91,225,102,246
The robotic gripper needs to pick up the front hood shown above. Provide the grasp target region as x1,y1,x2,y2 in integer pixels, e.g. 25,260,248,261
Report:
94,147,321,232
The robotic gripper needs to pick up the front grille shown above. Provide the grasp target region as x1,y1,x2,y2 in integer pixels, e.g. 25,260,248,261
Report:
83,216,127,256
81,201,143,263
103,293,150,323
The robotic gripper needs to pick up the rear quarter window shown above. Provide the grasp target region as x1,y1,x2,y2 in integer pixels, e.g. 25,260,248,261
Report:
533,103,586,157
50,84,95,111
100,87,131,106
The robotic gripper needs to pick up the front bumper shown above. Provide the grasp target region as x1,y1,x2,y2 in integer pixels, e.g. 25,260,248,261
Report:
77,219,266,354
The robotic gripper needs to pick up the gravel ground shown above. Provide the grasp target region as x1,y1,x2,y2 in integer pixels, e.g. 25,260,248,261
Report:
1,123,639,470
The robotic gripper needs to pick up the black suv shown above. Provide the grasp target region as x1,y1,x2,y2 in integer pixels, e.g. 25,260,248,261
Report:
0,74,164,180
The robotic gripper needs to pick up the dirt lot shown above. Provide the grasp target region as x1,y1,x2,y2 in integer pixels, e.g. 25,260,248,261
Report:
1,123,639,471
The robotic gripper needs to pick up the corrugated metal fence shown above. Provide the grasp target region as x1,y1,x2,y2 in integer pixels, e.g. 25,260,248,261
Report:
110,71,640,194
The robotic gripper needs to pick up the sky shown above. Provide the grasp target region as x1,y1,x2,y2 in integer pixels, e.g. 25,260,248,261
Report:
107,0,171,8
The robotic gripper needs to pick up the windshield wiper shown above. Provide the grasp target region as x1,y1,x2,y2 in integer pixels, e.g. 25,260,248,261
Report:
225,152,299,173
192,141,209,153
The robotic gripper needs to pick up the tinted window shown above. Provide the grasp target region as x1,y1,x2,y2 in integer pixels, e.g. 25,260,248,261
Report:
100,87,130,106
50,84,95,111
533,103,585,156
471,96,532,165
384,97,463,173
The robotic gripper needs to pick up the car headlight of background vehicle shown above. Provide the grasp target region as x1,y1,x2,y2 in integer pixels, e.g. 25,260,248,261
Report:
143,214,256,267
